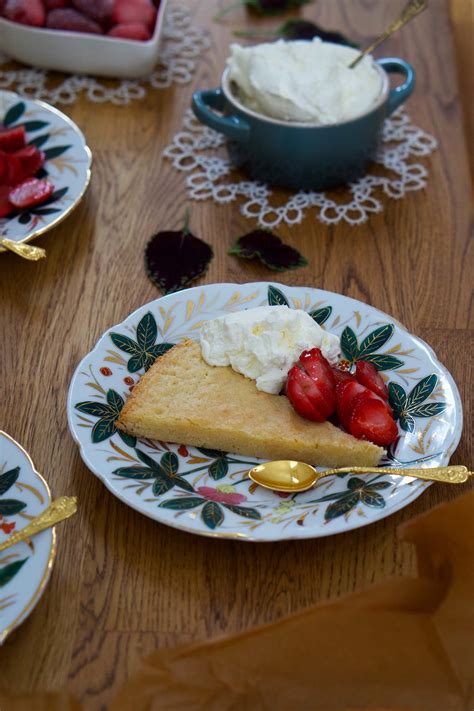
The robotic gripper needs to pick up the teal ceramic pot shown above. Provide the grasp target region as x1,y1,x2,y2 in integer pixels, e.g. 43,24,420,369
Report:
192,56,415,190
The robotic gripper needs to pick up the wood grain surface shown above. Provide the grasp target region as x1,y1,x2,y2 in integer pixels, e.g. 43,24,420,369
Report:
0,1,472,708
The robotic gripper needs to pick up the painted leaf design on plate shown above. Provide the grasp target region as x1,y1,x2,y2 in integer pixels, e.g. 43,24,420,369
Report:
388,382,407,419
0,467,19,496
152,473,175,496
0,499,27,516
0,559,28,587
76,388,135,445
201,501,224,530
43,145,71,160
399,413,415,433
388,374,446,431
409,403,447,418
340,326,359,361
340,324,402,370
310,476,393,521
159,496,204,510
115,449,192,495
3,101,25,127
110,312,174,373
309,306,332,326
358,324,394,357
223,504,261,520
405,374,438,408
209,458,229,481
361,354,403,371
267,285,290,307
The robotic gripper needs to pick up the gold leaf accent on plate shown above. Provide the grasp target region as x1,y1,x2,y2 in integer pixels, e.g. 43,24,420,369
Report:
186,300,195,320
163,316,174,334
354,311,362,327
292,297,302,309
15,481,45,504
108,441,138,462
104,349,127,366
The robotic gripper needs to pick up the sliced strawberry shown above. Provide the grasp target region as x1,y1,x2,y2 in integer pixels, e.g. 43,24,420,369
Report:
349,397,398,446
0,151,8,183
5,154,24,185
8,178,54,209
331,368,356,396
0,185,13,218
14,145,45,178
0,125,26,153
336,380,367,430
107,22,151,40
46,8,103,33
111,0,157,31
72,0,113,23
355,361,389,400
4,0,45,27
286,365,328,422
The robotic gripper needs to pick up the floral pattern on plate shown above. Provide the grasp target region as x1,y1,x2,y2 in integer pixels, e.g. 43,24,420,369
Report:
0,431,56,643
0,89,91,250
67,282,463,542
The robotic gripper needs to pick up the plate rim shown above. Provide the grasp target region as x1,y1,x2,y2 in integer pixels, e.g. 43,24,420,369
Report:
0,88,92,252
67,281,464,542
0,430,57,643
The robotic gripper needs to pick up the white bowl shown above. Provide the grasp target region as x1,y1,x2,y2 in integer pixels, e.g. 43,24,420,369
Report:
0,0,168,79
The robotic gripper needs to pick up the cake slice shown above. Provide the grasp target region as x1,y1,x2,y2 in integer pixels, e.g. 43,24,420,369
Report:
117,339,384,467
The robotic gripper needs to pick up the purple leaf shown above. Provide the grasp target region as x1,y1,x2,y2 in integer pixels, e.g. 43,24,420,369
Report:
229,230,307,271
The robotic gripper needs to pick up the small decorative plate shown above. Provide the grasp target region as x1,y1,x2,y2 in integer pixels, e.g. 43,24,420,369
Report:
0,89,92,252
67,282,463,542
0,431,56,643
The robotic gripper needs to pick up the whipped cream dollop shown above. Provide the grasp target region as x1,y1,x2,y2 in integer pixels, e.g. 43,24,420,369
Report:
199,305,341,395
227,39,382,124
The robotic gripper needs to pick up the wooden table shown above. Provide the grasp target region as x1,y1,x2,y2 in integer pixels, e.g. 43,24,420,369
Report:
0,1,472,708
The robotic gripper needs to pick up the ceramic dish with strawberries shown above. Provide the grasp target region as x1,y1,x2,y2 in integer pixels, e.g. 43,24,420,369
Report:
67,282,463,543
0,0,167,78
0,89,91,253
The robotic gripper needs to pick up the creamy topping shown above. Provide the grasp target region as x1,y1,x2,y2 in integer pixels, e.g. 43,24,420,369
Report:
199,305,340,394
227,39,382,125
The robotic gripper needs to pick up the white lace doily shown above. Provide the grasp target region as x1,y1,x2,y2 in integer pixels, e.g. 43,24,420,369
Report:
163,108,438,227
0,5,210,106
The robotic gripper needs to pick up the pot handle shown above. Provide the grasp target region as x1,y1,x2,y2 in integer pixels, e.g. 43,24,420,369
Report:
376,58,416,115
192,88,250,143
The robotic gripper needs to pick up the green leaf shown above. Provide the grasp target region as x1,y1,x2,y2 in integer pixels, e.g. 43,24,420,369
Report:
408,403,447,418
347,477,365,489
43,145,71,160
75,401,113,417
340,327,359,361
0,467,20,495
30,207,60,216
160,452,179,477
0,499,27,516
173,476,194,493
0,559,28,588
360,489,386,508
267,285,290,307
406,374,438,410
208,458,229,480
358,324,394,357
201,500,224,529
368,481,392,490
135,449,160,469
22,120,48,131
92,416,116,443
136,312,157,350
110,333,141,355
388,382,407,418
107,389,124,413
127,353,147,373
148,343,174,358
309,306,332,326
312,491,348,503
361,354,403,371
43,187,68,204
3,102,25,126
399,413,415,433
223,504,261,520
118,431,137,447
113,466,157,479
324,492,360,521
159,496,203,510
19,213,31,225
152,473,175,496
28,133,49,148
197,447,226,458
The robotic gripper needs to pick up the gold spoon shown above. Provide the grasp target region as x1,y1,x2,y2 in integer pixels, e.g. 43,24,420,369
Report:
0,496,77,552
0,237,46,260
349,0,428,69
248,461,471,493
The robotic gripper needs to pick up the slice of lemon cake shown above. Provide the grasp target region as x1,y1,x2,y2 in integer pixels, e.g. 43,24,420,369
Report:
117,339,384,467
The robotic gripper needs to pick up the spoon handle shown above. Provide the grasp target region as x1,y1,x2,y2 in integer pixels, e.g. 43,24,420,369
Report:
0,496,77,552
349,0,427,68
317,465,471,484
0,238,46,260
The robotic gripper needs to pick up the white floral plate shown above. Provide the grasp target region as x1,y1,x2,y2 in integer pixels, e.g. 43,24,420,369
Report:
0,431,56,643
67,282,463,542
0,89,91,252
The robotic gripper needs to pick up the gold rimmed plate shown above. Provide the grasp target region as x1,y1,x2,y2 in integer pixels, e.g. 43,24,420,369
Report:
0,89,92,253
0,431,56,644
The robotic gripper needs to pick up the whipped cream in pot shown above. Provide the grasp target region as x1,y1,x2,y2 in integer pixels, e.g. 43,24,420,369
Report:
199,305,341,394
227,39,383,125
